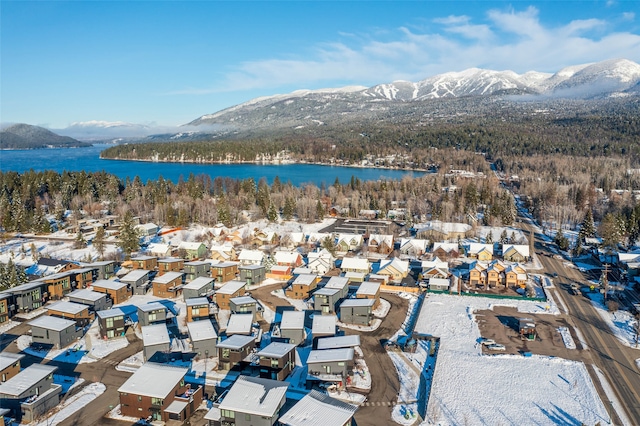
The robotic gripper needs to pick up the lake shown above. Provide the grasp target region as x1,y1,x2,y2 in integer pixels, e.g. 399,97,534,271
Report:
0,144,425,186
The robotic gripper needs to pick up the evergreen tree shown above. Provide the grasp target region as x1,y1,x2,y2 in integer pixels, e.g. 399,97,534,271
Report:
555,226,569,251
118,211,140,259
75,231,87,249
486,232,493,244
316,200,325,221
283,197,296,220
599,213,622,249
267,203,278,222
217,196,232,227
579,210,596,240
93,226,107,260
30,243,39,262
500,229,508,244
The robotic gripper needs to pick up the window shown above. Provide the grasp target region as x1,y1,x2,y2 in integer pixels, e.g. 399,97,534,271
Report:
271,359,279,368
107,330,115,338
338,362,345,366
245,413,251,421
221,348,230,358
191,307,200,316
138,396,142,401
151,397,163,406
148,312,157,322
106,318,114,328
221,410,235,419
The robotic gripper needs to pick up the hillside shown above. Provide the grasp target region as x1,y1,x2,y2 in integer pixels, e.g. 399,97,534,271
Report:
0,123,91,150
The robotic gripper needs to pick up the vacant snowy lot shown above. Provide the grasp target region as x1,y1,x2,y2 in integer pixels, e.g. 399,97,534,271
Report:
415,293,610,426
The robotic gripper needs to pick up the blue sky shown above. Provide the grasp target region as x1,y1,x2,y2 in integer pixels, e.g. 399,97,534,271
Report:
1,1,639,130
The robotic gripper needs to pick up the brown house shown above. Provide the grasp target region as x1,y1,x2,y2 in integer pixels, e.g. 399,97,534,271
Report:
367,234,394,255
212,262,238,284
217,334,255,371
70,267,97,289
185,297,211,322
355,281,381,309
255,342,296,381
118,363,203,423
157,258,184,276
46,301,95,327
0,294,10,324
286,274,318,300
131,255,158,271
92,280,131,305
152,271,184,298
39,271,75,300
432,243,460,262
0,353,24,382
215,280,246,310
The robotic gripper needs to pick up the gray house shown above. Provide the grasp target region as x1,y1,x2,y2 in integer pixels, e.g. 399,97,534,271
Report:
29,316,81,349
238,264,266,286
339,298,375,326
67,288,112,312
311,314,337,339
182,276,215,301
279,310,306,346
137,302,168,327
187,319,218,359
229,295,261,320
0,364,61,423
97,308,126,339
120,269,151,295
141,323,171,361
278,389,358,426
324,276,350,300
307,348,354,380
213,376,288,426
86,260,116,280
225,313,254,336
313,287,342,314
3,281,46,313
184,261,211,281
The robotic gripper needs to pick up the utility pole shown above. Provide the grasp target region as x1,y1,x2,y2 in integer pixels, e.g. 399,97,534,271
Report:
601,264,609,301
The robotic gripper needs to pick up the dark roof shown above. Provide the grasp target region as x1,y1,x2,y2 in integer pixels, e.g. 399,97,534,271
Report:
37,258,72,267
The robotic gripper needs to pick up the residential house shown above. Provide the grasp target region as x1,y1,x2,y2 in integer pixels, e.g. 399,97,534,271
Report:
251,229,279,247
417,221,471,241
469,262,488,287
281,232,305,249
358,209,379,220
486,261,507,288
187,319,217,359
279,310,306,346
502,245,530,263
428,277,451,292
355,281,381,308
212,262,239,284
421,259,450,281
38,270,75,300
178,241,208,260
67,288,111,312
186,297,211,322
182,277,215,301
69,267,97,289
148,243,173,258
118,363,203,423
216,280,247,310
339,299,375,326
46,301,94,327
325,277,350,299
238,264,266,286
209,244,237,263
286,273,318,300
0,293,11,324
1,281,46,313
313,287,342,315
184,260,211,281
274,251,304,268
213,376,288,426
131,255,158,271
307,348,354,380
278,389,358,426
120,269,151,295
135,222,158,236
96,308,126,339
157,258,184,276
141,323,171,361
311,315,337,339
29,316,80,349
0,353,24,383
217,334,255,371
367,234,394,255
336,234,363,252
307,248,336,275
138,302,168,326
307,232,332,248
292,267,313,275
85,260,116,280
316,335,361,351
238,249,265,266
376,258,409,283
225,313,254,336
399,238,429,259
267,265,293,281
0,364,61,423
466,243,494,261
340,258,370,278
367,274,389,285
255,342,296,381
91,279,131,305
505,264,528,288
432,242,460,261
36,258,77,275
152,271,184,298
229,296,260,320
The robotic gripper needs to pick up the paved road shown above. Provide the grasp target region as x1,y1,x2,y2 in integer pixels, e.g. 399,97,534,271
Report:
519,217,640,424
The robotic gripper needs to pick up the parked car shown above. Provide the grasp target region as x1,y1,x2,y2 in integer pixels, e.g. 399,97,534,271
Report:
552,272,559,278
479,338,496,346
487,344,506,351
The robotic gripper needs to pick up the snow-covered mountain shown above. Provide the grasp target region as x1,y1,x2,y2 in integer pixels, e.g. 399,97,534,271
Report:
189,58,640,129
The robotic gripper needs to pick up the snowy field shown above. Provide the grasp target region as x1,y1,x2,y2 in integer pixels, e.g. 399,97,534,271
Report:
587,293,640,349
415,293,611,426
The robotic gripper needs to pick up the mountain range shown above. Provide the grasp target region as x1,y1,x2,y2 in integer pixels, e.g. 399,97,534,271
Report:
0,123,90,150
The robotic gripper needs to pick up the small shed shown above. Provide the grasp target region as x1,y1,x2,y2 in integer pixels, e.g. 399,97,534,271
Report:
519,318,537,341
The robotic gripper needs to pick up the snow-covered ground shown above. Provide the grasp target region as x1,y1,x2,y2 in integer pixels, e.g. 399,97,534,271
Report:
415,293,612,426
350,346,371,391
32,382,106,426
586,293,640,349
0,320,20,334
271,288,311,311
17,335,93,364
557,326,577,349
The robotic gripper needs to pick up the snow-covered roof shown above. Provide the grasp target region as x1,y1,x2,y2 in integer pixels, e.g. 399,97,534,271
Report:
293,274,317,286
368,234,393,246
157,257,183,264
148,243,171,255
182,276,214,290
218,376,289,418
280,310,305,329
271,265,292,273
217,334,255,350
418,221,471,234
131,255,156,261
433,242,459,252
274,251,301,264
185,297,209,307
230,295,257,306
187,319,217,342
135,222,158,231
0,353,24,371
178,241,206,251
503,244,530,258
238,249,264,262
96,308,125,319
467,243,494,255
307,348,354,364
421,259,449,269
47,300,89,315
92,279,128,290
141,323,170,346
256,342,295,359
117,362,187,399
429,277,450,286
120,269,150,282
29,315,76,332
138,302,167,313
340,298,375,308
378,258,409,275
225,314,253,335
313,287,340,297
312,315,336,335
184,260,211,266
217,280,246,295
400,238,429,251
316,335,360,350
344,271,366,280
340,257,370,270
152,271,183,284
278,389,357,426
293,267,313,275
325,276,349,290
239,264,264,271
0,364,57,397
164,399,188,415
356,281,380,296
68,288,107,302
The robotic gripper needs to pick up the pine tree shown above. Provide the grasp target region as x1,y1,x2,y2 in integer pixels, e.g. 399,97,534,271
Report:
93,226,107,260
75,231,87,249
267,203,278,222
555,226,569,251
217,196,232,227
30,243,39,262
316,200,325,221
283,197,296,220
486,232,493,244
500,229,508,244
579,209,596,240
118,210,140,259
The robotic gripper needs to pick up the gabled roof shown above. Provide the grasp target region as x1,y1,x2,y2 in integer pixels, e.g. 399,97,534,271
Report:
141,323,170,346
400,238,429,251
418,221,471,234
378,258,409,275
29,315,76,331
117,362,187,399
238,249,265,262
147,243,171,255
278,389,357,426
274,251,301,264
467,243,494,255
502,244,530,258
432,242,459,253
421,259,449,270
187,319,217,342
307,348,354,364
0,364,57,397
178,241,207,251
368,234,393,246
340,257,370,271
280,310,305,329
218,376,289,417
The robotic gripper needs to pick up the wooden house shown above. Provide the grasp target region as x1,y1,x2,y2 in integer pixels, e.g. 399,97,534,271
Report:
399,238,429,259
46,301,94,327
355,281,381,308
152,271,183,298
217,334,255,371
286,274,318,300
267,265,293,281
0,353,24,383
367,234,394,255
186,297,211,322
209,244,237,263
97,308,126,339
212,262,238,284
0,364,61,423
432,242,460,261
340,257,370,276
273,251,304,268
157,258,184,276
131,255,157,271
502,245,530,263
215,280,246,310
376,258,409,283
256,342,296,381
92,279,131,305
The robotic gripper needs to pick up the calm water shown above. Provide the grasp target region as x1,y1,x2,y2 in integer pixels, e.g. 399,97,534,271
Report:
0,144,423,186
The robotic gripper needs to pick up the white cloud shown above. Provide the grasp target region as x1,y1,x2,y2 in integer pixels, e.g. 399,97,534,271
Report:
622,11,635,21
174,5,640,95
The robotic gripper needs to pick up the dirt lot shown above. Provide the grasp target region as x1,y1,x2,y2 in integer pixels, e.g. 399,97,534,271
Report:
475,306,585,361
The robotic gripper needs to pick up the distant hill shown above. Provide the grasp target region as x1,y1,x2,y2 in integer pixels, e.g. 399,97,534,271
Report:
0,123,91,150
